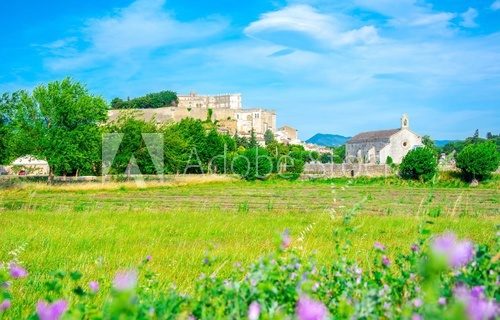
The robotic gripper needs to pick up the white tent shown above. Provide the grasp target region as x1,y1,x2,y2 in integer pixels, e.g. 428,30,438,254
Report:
11,155,49,175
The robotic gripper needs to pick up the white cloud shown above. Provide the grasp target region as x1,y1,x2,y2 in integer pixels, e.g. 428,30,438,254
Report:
491,1,500,10
44,0,227,71
244,5,379,51
460,8,479,28
354,0,457,33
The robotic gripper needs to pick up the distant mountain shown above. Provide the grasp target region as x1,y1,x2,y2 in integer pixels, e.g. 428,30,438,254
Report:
306,133,351,147
435,140,456,147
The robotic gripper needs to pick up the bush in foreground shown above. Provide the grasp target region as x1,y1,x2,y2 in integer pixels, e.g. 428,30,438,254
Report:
0,226,498,319
399,147,438,181
456,141,499,182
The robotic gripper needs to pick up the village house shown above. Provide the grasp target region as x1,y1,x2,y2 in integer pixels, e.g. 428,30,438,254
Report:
275,125,300,145
346,114,422,164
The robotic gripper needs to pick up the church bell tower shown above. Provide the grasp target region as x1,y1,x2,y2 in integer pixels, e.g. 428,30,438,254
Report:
401,113,409,129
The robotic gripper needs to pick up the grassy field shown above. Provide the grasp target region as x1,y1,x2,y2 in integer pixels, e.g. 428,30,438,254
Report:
0,177,499,317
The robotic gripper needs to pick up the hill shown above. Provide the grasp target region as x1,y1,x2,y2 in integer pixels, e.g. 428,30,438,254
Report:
306,133,350,147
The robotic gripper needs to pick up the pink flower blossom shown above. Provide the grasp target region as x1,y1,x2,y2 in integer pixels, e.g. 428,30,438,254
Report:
438,297,447,306
9,263,27,279
248,301,260,320
296,296,328,320
411,243,420,252
36,300,68,320
413,298,423,308
0,299,11,312
89,281,99,293
454,285,498,320
432,233,474,269
113,270,138,291
281,229,291,249
382,256,391,267
374,242,386,251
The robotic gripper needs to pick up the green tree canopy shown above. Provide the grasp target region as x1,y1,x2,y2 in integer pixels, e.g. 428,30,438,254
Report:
456,141,499,181
399,147,438,181
111,91,178,109
5,78,108,176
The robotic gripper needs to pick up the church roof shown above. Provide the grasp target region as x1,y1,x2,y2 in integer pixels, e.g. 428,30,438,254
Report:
347,128,400,144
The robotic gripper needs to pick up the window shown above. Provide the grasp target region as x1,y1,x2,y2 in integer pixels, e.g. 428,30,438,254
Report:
254,113,260,119
403,141,408,148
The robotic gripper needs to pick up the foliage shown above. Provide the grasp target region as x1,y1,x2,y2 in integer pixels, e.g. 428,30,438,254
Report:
422,135,439,155
264,129,275,145
233,147,273,180
399,147,438,181
2,79,108,176
456,141,499,181
111,91,178,109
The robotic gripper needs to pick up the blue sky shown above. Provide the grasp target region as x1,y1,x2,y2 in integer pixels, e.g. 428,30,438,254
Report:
1,0,499,140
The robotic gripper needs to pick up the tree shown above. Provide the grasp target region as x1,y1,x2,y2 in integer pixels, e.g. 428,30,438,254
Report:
399,147,438,181
233,147,273,181
111,91,178,109
422,135,439,155
264,129,275,145
456,141,499,181
7,79,108,177
249,129,258,149
104,115,161,175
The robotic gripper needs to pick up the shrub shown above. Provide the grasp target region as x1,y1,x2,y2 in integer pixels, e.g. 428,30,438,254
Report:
233,147,273,180
399,147,437,181
456,141,499,181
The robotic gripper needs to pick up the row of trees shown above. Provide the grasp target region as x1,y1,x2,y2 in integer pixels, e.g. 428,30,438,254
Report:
399,141,499,182
0,79,313,180
110,90,178,109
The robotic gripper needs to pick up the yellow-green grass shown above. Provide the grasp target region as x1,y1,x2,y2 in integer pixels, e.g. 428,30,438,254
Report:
0,180,498,317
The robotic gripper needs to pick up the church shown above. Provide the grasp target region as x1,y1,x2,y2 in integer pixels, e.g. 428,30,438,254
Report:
346,114,423,164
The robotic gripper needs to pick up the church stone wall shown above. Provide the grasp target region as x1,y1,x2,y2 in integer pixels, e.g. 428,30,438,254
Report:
302,163,392,179
346,140,390,164
387,129,422,164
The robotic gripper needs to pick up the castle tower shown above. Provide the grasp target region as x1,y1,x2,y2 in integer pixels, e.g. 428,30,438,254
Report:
401,113,409,129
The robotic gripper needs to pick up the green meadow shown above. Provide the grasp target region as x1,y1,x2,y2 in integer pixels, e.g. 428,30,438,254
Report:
0,177,498,317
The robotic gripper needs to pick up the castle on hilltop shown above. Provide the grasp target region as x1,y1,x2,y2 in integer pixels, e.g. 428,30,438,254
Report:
108,92,288,143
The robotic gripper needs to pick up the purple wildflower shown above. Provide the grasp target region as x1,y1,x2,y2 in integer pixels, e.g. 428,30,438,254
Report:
9,263,28,279
438,297,447,306
454,285,499,320
89,281,99,293
0,299,11,312
112,270,138,291
146,255,152,262
248,301,260,320
36,300,68,320
281,229,291,249
296,296,328,320
413,298,423,308
411,314,422,320
432,233,474,269
374,242,386,251
411,243,420,252
382,255,391,267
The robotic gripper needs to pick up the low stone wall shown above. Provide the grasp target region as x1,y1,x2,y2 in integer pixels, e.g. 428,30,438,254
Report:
302,163,393,179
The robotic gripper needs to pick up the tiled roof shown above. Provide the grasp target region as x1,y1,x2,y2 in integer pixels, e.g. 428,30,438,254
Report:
347,129,400,143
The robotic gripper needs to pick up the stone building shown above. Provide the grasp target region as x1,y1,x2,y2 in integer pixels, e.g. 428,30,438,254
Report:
108,93,276,139
275,125,300,145
346,114,422,164
178,92,242,110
